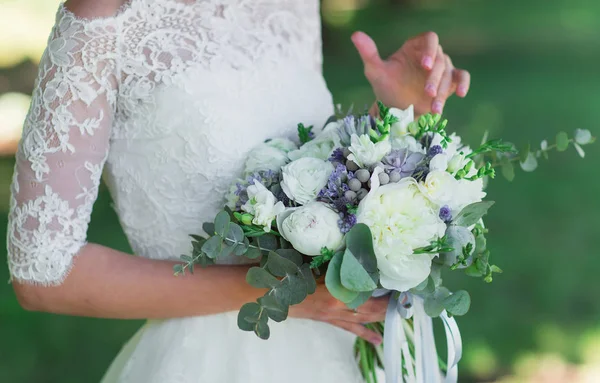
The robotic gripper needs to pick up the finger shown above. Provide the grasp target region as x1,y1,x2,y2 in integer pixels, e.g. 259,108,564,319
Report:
453,68,471,97
355,296,388,315
433,56,455,114
328,319,383,345
416,31,439,70
351,31,383,78
424,46,446,97
331,309,385,324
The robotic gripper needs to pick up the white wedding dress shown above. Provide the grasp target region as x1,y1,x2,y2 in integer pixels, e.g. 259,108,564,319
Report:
6,1,364,381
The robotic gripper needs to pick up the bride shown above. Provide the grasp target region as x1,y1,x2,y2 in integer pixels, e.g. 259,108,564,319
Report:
7,0,470,381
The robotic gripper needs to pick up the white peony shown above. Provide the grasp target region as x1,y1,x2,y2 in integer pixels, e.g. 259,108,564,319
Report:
244,143,289,174
241,181,285,232
266,138,298,153
348,134,391,167
288,122,341,161
277,202,344,256
281,157,334,205
357,177,447,291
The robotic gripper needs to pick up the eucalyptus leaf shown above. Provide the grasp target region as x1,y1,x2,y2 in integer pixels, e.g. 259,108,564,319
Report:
258,294,288,322
347,291,373,310
201,236,223,259
443,290,471,316
237,303,261,332
299,264,317,294
214,211,231,237
345,223,378,274
246,267,280,289
423,287,451,318
257,234,279,252
464,263,484,277
191,234,206,243
173,264,184,275
226,223,245,244
255,320,270,340
325,252,359,303
520,152,538,172
245,246,262,260
267,251,299,277
276,249,303,266
453,201,495,227
556,131,569,152
202,223,215,236
501,159,515,182
273,274,307,306
438,226,475,267
340,249,378,292
218,243,235,258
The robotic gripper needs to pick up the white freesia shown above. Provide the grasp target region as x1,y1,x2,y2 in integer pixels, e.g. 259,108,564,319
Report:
241,181,285,232
278,202,344,256
389,105,414,136
244,143,289,174
348,134,391,167
357,177,446,291
420,170,486,213
281,157,333,205
266,138,297,153
288,122,341,161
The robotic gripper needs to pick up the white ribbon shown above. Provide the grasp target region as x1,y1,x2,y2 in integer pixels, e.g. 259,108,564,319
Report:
382,292,462,383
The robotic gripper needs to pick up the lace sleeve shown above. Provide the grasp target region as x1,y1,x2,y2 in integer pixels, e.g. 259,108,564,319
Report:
7,7,120,285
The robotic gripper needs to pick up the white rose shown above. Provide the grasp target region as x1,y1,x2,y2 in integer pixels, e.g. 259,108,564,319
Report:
244,143,289,174
266,138,298,153
348,134,391,167
288,123,341,161
277,202,344,256
389,105,414,136
429,153,449,172
357,178,446,291
281,157,334,205
241,181,285,232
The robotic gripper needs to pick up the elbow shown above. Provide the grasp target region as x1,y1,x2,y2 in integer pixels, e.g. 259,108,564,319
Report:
12,281,51,312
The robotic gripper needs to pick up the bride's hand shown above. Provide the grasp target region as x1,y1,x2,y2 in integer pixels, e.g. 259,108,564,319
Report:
351,31,470,116
289,283,387,344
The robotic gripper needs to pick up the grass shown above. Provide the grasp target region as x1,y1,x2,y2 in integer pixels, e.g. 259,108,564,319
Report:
1,0,600,381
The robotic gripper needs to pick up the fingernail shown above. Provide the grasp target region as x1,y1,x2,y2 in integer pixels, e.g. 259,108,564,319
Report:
422,56,433,69
425,84,436,96
432,101,443,114
371,336,383,345
457,85,468,96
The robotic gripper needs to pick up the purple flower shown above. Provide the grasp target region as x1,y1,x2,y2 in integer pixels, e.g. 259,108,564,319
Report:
382,149,425,178
428,145,443,157
329,147,345,163
439,205,452,223
338,213,357,234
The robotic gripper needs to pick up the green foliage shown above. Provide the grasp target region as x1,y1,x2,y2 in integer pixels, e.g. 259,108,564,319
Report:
297,123,314,144
443,290,471,316
310,247,335,269
556,131,569,151
325,252,360,303
453,201,495,227
413,236,453,255
246,267,280,289
413,113,451,148
340,249,378,292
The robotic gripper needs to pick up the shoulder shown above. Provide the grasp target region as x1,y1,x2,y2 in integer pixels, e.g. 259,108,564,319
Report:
63,0,129,20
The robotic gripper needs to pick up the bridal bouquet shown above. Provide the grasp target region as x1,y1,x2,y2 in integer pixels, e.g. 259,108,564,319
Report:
174,102,594,382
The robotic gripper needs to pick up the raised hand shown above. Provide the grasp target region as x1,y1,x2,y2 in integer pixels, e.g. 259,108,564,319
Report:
352,31,470,116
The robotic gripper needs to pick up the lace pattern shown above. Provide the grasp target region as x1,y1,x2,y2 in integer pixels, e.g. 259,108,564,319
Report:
7,0,330,284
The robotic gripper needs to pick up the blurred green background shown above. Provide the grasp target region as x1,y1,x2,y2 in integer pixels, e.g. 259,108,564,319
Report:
1,0,599,382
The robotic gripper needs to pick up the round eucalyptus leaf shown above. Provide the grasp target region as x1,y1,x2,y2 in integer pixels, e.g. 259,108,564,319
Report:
340,249,378,292
237,303,261,331
267,251,299,277
255,320,271,340
556,131,569,152
442,290,471,316
201,236,223,259
438,226,475,267
519,152,538,172
325,252,359,303
246,267,280,289
214,211,231,237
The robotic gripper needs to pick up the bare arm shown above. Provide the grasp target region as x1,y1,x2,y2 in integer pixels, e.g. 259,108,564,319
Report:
14,244,263,318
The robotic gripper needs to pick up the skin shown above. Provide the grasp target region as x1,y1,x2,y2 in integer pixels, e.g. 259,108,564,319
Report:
13,0,469,346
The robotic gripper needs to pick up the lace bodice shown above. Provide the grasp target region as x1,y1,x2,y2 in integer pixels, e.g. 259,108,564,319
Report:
7,0,334,285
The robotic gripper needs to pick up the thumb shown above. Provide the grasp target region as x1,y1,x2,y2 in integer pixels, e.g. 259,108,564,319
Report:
351,31,383,70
